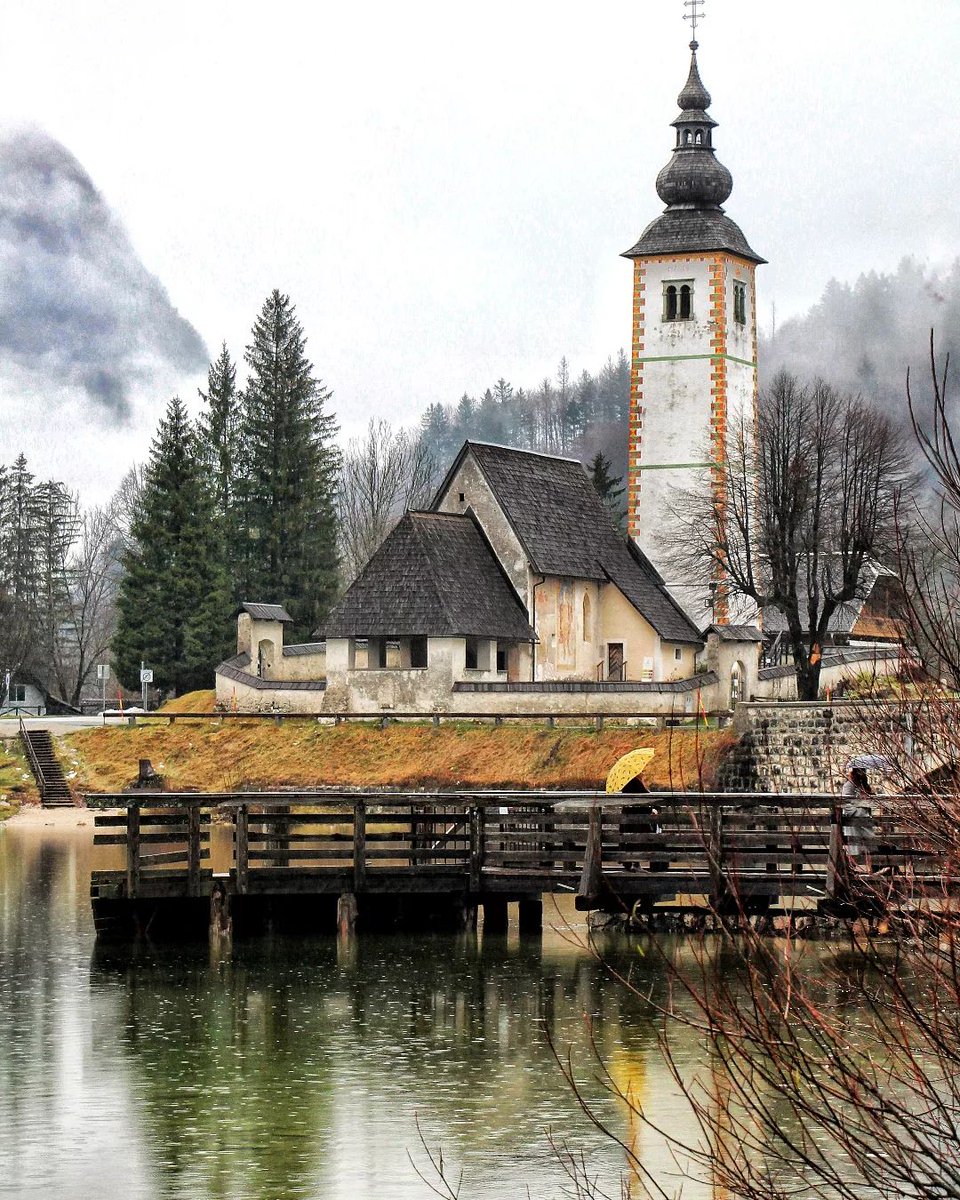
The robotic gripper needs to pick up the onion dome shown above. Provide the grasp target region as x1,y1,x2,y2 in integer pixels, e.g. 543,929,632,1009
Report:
677,41,712,111
623,41,764,264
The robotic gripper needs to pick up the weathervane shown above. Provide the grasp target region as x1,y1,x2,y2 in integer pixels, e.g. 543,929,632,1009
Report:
683,0,704,45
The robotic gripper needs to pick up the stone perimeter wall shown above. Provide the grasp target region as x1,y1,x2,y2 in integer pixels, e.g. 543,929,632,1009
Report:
717,702,889,794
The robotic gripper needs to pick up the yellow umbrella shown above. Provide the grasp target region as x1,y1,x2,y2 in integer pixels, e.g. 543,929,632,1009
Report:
606,748,655,794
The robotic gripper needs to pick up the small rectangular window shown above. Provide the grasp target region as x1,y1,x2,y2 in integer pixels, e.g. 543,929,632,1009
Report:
663,280,694,322
674,647,683,662
496,643,507,673
10,684,26,703
409,636,428,669
733,282,747,325
465,637,479,670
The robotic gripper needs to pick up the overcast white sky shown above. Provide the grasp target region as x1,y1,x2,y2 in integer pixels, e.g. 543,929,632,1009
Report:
1,0,959,501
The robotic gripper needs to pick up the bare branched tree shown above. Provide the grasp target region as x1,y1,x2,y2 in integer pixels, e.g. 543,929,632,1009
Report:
900,334,960,687
338,420,437,582
554,346,960,1200
48,500,123,707
670,371,912,699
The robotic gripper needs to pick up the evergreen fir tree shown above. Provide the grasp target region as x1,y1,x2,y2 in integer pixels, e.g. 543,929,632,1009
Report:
197,342,240,522
197,343,243,601
588,451,626,529
237,290,339,636
113,398,231,695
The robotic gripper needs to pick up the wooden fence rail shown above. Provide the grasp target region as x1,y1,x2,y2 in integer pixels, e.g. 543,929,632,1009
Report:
104,710,733,730
89,790,951,921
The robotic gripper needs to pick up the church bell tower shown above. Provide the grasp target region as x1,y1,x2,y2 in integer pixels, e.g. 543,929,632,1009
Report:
623,18,764,622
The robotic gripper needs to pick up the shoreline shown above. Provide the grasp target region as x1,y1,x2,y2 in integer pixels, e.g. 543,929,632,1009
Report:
4,805,94,828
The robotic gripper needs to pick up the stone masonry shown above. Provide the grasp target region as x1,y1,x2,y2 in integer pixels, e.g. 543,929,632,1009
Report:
717,702,888,794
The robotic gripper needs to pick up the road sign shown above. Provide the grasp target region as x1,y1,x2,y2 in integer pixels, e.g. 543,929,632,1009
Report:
139,669,154,684
96,664,108,681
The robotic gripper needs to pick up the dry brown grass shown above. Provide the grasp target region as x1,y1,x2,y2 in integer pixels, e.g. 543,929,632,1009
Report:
67,719,735,794
159,690,218,714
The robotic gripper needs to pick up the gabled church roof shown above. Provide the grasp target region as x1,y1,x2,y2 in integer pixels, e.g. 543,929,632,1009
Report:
435,442,703,645
321,510,537,642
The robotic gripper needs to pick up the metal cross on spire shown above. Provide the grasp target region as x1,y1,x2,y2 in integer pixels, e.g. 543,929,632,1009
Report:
683,0,704,45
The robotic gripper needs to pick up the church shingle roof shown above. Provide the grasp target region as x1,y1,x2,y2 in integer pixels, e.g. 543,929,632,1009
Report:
239,602,293,623
623,209,764,264
439,442,702,645
321,511,537,641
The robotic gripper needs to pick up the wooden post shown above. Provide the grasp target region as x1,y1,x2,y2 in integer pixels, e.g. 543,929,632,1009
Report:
483,897,509,934
595,714,604,731
826,802,846,903
518,895,542,936
126,803,141,898
266,805,289,868
708,803,729,912
432,714,440,728
187,803,201,896
338,892,358,938
547,715,556,729
469,806,484,893
577,805,604,908
235,805,249,895
353,799,367,893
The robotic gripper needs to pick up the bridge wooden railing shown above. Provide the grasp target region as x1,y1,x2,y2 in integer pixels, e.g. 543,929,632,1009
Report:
87,790,949,909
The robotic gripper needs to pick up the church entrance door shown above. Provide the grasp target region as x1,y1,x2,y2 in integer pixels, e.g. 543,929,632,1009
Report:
607,643,625,682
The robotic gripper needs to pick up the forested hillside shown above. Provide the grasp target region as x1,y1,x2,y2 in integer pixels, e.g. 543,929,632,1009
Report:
761,258,960,421
417,350,632,477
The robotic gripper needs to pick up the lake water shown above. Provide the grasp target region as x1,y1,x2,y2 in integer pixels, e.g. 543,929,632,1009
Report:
0,815,719,1200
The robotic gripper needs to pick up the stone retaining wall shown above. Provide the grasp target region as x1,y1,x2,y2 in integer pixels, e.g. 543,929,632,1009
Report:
718,701,889,793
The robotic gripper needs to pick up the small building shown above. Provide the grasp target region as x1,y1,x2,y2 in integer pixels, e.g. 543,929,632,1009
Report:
760,564,908,665
2,678,47,716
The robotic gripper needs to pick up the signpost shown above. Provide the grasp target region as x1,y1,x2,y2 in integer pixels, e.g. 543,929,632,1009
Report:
96,664,108,712
139,663,153,712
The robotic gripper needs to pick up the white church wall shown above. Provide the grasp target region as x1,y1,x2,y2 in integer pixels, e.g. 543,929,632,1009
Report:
434,452,530,605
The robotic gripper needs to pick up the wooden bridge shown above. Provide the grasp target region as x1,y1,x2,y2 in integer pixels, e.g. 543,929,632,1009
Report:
87,790,948,940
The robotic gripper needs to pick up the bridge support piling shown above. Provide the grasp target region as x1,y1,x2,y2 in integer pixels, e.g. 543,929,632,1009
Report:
338,892,358,940
518,896,542,936
483,897,509,935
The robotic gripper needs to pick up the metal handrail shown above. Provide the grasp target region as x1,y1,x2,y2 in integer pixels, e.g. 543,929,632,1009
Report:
19,717,47,800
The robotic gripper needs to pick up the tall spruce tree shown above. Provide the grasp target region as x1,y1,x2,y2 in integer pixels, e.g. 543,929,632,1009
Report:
238,290,339,635
588,450,626,529
197,343,244,601
113,398,231,695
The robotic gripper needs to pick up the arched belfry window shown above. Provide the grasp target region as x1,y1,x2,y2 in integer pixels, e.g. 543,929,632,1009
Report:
695,130,703,145
684,130,692,145
734,281,747,325
664,280,694,322
679,284,692,319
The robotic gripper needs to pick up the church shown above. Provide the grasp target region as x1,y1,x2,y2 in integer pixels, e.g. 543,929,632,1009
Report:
215,32,901,716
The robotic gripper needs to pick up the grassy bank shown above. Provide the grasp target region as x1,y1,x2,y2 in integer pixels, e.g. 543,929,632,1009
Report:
68,719,734,795
0,740,39,819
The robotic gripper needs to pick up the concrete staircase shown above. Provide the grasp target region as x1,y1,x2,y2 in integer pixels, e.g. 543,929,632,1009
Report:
20,727,74,808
